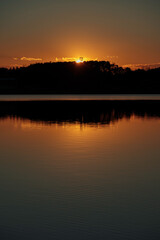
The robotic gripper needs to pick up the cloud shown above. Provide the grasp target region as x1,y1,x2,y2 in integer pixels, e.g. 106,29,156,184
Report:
20,57,42,61
56,57,98,62
13,57,42,61
56,57,78,62
62,57,77,62
122,63,160,70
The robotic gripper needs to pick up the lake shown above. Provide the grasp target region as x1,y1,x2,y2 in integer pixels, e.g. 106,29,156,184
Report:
0,94,160,101
0,96,160,240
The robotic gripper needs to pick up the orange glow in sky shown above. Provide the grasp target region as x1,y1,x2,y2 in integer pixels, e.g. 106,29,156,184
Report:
0,0,160,68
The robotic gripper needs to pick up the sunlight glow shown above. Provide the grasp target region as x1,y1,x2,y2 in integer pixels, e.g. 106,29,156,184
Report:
76,57,84,63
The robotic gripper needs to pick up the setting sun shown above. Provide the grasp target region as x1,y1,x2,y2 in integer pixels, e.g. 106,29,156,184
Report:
76,57,84,63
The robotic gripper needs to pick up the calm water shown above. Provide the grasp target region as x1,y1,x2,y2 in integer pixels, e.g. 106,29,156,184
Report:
0,94,160,101
0,99,160,240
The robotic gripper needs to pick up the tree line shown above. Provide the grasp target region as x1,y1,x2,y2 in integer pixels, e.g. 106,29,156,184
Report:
0,61,160,93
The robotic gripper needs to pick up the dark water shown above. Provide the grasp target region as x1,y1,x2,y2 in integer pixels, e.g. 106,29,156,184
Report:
0,94,160,101
0,99,160,240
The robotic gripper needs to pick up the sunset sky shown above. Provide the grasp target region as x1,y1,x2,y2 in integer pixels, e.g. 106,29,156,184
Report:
0,0,160,68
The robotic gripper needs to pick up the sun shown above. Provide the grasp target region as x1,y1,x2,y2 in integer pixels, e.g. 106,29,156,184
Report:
76,59,83,63
76,57,84,63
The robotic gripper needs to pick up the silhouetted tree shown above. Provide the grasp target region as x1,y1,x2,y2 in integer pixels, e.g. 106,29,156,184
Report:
0,61,160,94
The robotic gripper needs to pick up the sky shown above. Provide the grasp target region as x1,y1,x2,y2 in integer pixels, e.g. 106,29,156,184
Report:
0,0,160,68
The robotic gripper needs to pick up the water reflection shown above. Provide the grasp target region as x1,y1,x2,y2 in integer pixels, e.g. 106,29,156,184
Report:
0,100,160,125
0,101,160,240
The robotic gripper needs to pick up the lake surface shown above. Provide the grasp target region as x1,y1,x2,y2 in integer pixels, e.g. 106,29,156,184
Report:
0,98,160,240
0,94,160,101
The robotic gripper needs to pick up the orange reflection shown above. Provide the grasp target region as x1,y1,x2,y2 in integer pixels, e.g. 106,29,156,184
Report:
0,116,160,177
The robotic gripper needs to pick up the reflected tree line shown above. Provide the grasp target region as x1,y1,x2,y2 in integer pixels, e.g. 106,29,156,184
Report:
0,61,160,93
0,100,160,125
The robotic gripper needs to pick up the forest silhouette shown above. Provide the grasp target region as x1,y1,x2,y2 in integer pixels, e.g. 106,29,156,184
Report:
0,61,160,94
